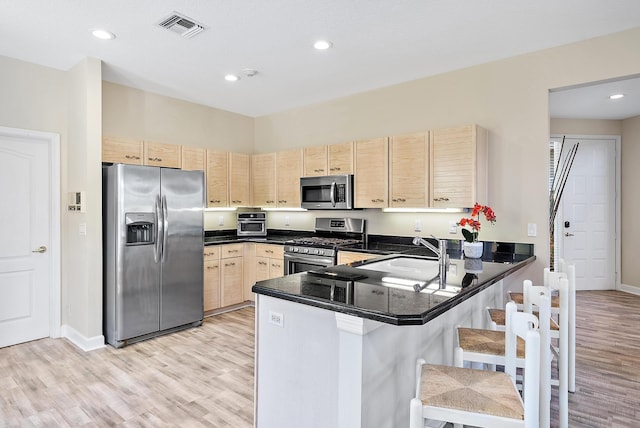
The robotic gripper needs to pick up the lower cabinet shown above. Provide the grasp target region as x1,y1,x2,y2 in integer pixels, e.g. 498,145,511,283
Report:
337,251,379,266
220,243,244,307
203,246,221,312
255,243,284,281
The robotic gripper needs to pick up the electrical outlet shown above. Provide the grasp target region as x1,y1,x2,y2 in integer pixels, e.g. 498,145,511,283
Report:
218,216,224,226
285,215,290,226
449,221,458,234
449,264,457,276
269,311,284,327
527,223,537,237
414,220,422,232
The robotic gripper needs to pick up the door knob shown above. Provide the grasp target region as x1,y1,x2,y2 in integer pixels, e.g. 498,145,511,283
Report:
32,246,47,253
564,233,574,237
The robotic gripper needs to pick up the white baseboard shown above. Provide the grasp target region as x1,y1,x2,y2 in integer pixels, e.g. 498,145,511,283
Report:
61,324,105,352
619,283,640,296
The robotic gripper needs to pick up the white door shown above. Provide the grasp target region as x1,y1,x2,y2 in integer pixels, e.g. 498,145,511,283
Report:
0,131,52,347
554,136,617,290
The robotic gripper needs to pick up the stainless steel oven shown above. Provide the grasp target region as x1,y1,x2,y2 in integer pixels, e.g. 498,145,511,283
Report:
237,212,267,237
284,248,335,275
283,217,366,275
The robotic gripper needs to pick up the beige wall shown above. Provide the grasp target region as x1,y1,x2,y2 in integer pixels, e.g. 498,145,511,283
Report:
550,118,622,136
255,28,640,286
102,81,254,152
622,115,640,288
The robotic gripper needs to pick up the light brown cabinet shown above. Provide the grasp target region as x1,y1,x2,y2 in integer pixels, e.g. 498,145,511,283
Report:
303,145,328,177
430,124,488,208
303,141,354,177
206,150,229,207
203,247,221,312
255,243,284,281
251,152,277,208
181,146,205,171
229,152,251,207
220,243,244,307
389,132,429,208
143,141,181,168
102,136,143,164
276,149,303,208
337,251,379,266
328,141,354,174
354,137,389,208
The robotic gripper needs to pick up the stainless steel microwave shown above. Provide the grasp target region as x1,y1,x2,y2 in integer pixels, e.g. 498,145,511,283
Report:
237,212,267,236
300,174,354,210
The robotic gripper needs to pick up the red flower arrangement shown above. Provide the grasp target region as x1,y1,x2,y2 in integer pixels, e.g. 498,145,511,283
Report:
458,203,496,243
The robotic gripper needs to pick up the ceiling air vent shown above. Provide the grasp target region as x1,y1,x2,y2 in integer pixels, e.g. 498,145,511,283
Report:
158,12,206,39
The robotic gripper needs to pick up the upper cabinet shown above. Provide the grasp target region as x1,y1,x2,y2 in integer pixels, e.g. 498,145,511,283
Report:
252,149,302,208
102,136,143,165
328,141,354,175
276,149,303,208
181,146,205,171
389,132,428,208
430,124,488,208
143,141,181,168
251,152,277,208
229,152,251,207
206,150,229,208
303,141,354,177
354,137,389,208
303,145,328,177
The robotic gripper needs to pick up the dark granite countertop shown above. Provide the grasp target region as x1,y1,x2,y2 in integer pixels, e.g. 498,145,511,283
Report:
252,254,535,326
204,229,313,245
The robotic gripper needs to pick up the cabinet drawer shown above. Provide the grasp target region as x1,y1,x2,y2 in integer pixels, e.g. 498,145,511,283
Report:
255,243,284,259
203,246,220,260
220,243,244,258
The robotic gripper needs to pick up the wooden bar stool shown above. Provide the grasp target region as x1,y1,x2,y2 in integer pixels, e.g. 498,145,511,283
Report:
410,302,541,428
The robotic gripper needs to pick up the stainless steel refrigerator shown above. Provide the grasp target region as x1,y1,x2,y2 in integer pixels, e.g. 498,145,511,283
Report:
103,163,204,348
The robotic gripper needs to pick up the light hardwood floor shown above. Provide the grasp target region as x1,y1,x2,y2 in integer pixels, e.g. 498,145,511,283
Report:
1,291,639,427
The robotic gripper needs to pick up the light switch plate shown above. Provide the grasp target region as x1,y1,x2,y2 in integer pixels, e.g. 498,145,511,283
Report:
527,223,537,237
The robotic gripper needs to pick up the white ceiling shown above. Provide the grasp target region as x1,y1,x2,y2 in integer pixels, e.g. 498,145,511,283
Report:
2,1,640,118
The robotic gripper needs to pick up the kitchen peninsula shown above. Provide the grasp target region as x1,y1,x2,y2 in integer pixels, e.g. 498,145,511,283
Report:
252,254,535,428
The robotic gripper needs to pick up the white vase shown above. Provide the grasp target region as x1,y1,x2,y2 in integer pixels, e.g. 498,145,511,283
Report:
463,241,483,259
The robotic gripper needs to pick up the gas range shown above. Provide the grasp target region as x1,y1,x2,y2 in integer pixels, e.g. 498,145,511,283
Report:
283,218,366,274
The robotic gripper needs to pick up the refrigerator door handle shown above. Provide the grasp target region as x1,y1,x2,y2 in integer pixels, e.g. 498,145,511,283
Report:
161,194,168,263
154,194,162,263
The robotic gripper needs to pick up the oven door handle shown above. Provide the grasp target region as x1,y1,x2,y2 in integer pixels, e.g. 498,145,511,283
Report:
284,253,335,266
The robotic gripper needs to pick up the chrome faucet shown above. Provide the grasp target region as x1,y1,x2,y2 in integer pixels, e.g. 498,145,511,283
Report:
413,236,449,289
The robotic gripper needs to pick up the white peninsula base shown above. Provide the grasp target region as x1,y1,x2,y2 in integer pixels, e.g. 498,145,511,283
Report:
254,280,503,428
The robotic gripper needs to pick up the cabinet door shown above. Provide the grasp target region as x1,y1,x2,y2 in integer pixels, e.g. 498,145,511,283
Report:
430,125,488,208
269,258,284,278
389,132,428,208
229,152,250,207
337,251,378,266
182,146,205,171
328,141,354,175
144,141,181,168
203,247,221,312
206,150,229,207
354,138,389,208
252,152,277,208
102,137,143,164
303,145,328,177
255,256,271,282
276,149,303,207
221,256,244,306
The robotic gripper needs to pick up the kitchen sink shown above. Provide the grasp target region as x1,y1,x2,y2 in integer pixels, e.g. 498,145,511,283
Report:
355,256,440,283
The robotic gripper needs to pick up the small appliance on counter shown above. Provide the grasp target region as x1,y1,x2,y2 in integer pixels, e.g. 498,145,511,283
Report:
237,212,267,237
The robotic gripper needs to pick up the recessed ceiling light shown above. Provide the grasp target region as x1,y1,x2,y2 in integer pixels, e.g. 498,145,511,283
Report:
224,74,240,82
609,93,625,100
91,29,116,40
313,40,333,50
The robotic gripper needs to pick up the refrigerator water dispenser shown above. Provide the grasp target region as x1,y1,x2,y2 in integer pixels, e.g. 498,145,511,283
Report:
125,212,155,245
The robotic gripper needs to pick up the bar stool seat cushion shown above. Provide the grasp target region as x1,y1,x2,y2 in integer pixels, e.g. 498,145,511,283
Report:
510,292,560,308
419,364,524,420
489,308,559,331
458,327,526,358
